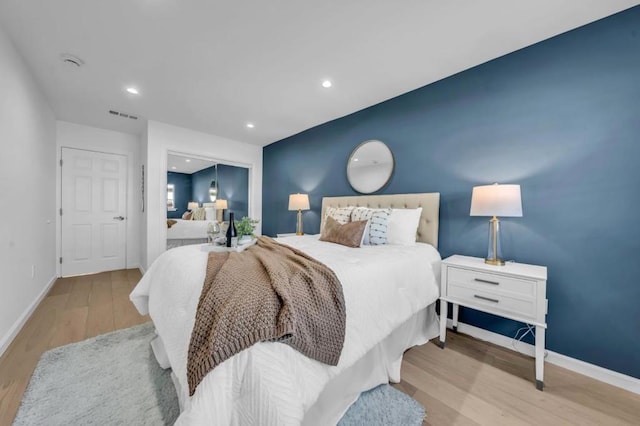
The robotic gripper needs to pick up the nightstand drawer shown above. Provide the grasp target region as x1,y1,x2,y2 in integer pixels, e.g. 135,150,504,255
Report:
448,267,536,298
448,283,536,319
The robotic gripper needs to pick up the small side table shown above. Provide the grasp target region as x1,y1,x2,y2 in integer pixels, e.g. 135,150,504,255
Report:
438,255,548,390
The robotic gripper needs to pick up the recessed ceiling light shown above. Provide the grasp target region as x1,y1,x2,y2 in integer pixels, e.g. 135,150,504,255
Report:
185,159,191,163
171,166,177,170
353,158,359,162
246,123,255,129
126,87,139,95
322,80,332,88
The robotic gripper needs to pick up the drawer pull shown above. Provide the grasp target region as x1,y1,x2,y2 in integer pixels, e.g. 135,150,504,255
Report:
474,278,499,285
474,295,499,303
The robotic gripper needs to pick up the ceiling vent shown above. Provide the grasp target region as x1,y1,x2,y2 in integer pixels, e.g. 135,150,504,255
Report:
60,53,84,67
108,110,138,120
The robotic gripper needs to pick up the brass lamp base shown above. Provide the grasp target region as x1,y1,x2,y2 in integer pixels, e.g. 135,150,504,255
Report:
295,209,304,236
485,216,504,266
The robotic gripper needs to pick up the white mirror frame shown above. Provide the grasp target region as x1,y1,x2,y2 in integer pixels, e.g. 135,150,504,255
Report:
346,140,395,194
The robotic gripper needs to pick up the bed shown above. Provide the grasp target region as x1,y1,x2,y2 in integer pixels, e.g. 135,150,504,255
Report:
167,204,218,249
133,192,441,425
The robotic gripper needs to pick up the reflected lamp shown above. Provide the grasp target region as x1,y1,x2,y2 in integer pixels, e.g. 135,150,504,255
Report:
215,199,228,222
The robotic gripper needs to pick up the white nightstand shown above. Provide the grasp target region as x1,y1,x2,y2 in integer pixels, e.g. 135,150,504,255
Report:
438,255,548,390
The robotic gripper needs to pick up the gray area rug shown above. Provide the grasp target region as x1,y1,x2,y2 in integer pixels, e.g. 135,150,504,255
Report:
15,323,425,425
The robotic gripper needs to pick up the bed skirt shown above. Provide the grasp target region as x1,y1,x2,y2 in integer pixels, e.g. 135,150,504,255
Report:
155,304,439,425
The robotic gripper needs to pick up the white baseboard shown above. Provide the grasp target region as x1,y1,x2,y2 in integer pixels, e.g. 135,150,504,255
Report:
0,275,57,358
446,319,639,396
138,265,146,275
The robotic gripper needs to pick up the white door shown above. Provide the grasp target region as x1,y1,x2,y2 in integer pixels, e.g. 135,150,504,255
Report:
61,148,127,276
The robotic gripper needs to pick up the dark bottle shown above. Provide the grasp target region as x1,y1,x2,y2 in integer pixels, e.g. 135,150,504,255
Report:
226,212,238,247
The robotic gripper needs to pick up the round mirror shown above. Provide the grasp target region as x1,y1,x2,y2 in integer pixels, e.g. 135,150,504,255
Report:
347,140,394,194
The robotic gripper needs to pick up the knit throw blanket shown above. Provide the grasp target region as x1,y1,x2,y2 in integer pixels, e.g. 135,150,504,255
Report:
186,236,346,396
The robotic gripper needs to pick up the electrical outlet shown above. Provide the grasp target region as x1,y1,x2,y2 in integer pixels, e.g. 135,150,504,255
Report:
31,265,35,278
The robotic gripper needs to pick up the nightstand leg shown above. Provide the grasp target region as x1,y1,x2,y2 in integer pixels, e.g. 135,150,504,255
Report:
438,300,448,349
452,303,459,332
535,325,545,390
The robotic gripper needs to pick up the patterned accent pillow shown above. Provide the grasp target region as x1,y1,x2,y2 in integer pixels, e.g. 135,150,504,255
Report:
319,216,368,248
367,208,391,245
350,206,372,222
191,208,207,220
351,207,391,245
323,206,354,231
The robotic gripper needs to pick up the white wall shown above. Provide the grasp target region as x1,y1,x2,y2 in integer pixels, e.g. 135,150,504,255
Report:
0,25,57,355
142,120,263,270
140,125,149,271
56,121,142,272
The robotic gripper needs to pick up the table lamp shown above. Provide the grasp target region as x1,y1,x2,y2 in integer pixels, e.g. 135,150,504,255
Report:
187,201,199,211
288,193,310,235
470,183,522,265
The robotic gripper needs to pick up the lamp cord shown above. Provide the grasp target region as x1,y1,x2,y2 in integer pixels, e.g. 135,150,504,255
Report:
512,324,548,359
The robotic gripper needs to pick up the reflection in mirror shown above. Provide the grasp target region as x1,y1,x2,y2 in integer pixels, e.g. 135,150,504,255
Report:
347,140,394,194
166,153,249,250
209,165,218,202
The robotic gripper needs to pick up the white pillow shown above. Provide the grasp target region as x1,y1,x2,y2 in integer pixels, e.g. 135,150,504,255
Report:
204,207,215,220
387,207,422,245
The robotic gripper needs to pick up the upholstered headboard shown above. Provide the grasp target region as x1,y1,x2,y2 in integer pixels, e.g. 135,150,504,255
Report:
320,193,440,248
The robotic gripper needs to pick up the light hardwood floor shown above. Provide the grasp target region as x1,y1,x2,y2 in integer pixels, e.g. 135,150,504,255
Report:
1,270,639,425
394,332,640,425
0,269,148,425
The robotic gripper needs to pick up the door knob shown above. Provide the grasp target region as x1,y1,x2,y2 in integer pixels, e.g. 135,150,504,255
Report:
113,216,125,221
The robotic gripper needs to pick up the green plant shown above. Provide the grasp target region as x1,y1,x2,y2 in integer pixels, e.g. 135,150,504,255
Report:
236,216,260,239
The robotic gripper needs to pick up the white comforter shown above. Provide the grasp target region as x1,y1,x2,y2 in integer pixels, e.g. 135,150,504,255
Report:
167,219,213,239
130,235,440,425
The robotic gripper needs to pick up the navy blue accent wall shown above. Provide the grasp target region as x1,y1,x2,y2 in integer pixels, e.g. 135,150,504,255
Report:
191,166,215,206
167,172,192,218
191,164,249,221
263,7,640,378
218,164,249,222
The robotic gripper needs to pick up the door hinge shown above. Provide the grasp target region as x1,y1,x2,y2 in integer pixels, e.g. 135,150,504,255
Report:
59,159,63,166
59,208,63,216
59,257,63,264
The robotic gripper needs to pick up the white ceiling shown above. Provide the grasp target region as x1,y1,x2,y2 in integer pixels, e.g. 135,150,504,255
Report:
1,1,637,147
167,153,216,174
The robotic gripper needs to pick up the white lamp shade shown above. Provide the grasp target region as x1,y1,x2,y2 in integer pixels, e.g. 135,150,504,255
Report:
288,193,310,211
187,201,199,210
215,199,228,209
470,184,522,217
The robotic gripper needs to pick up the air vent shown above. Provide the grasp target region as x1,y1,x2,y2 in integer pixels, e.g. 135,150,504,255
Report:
108,110,138,120
60,53,84,67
